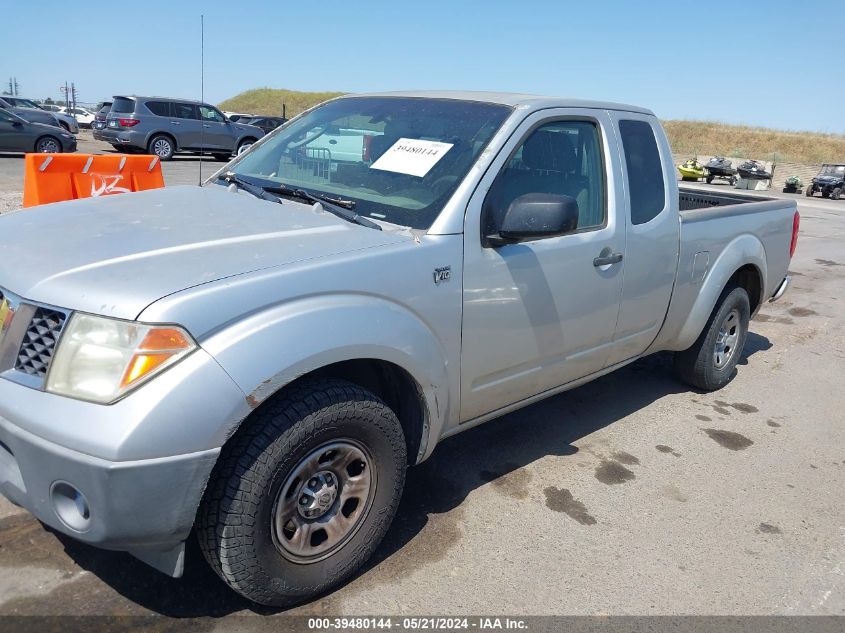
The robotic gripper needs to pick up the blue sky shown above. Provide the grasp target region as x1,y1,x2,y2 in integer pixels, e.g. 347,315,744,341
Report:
3,0,841,132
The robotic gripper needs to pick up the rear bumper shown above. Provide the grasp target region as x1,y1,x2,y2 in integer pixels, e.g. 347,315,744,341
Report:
94,128,147,150
769,275,789,302
0,416,218,575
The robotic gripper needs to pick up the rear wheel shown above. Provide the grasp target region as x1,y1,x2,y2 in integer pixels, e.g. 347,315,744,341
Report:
805,186,814,197
674,285,750,391
197,378,407,606
730,176,737,186
706,174,714,184
148,134,175,160
35,136,61,153
832,187,842,200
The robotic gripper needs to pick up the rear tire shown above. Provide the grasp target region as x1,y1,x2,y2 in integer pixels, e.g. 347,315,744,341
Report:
706,175,714,184
197,378,407,607
805,186,814,197
674,285,750,391
148,134,175,160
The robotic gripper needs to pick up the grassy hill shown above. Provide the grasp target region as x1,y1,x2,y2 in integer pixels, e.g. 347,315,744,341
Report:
219,89,845,165
218,88,344,118
663,120,843,165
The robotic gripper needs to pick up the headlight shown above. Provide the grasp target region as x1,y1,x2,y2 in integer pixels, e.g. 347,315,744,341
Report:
46,314,196,404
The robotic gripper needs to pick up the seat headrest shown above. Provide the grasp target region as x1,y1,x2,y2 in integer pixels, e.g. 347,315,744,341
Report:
522,131,577,172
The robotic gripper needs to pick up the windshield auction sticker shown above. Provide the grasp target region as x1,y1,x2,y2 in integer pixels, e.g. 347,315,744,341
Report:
370,138,454,178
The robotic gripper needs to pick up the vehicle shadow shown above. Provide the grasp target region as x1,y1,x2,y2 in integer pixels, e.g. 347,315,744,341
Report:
54,336,771,617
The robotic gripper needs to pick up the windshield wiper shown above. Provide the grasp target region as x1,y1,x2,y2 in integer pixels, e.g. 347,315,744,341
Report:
221,172,281,203
265,184,382,231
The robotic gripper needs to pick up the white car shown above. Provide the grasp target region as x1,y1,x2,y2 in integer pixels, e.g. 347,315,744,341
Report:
223,111,254,122
57,106,96,128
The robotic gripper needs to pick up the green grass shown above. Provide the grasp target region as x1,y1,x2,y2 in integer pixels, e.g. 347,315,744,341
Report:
218,89,845,165
218,88,345,118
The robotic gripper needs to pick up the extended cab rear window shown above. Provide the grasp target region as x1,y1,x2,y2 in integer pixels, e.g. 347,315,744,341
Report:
619,119,665,225
111,97,136,114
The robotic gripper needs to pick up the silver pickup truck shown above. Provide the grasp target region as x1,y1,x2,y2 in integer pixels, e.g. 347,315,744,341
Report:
0,91,798,606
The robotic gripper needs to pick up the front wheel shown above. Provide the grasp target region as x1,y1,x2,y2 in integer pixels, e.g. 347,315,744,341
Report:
674,285,750,391
832,187,842,200
236,138,256,156
35,136,62,153
197,378,407,607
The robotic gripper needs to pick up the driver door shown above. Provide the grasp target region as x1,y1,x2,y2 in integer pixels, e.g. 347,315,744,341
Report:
460,109,626,422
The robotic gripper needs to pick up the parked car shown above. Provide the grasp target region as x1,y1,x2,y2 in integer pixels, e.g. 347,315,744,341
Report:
805,163,845,200
92,101,112,130
0,91,798,607
0,97,80,134
0,107,77,153
94,96,264,160
57,106,96,129
0,98,64,130
237,116,287,134
223,111,254,122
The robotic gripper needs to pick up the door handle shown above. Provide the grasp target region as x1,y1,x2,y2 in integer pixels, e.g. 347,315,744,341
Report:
170,121,180,125
593,252,623,267
203,124,211,128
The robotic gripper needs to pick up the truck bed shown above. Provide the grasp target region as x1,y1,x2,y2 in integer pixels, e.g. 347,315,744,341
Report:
647,186,798,354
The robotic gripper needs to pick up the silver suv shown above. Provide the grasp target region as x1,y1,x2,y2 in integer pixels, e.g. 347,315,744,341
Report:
92,96,265,160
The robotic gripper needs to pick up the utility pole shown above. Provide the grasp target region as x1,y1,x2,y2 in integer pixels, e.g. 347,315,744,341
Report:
14,77,19,96
64,81,69,110
7,77,20,96
71,83,78,110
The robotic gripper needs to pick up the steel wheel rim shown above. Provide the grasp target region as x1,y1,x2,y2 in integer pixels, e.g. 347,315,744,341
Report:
153,139,171,157
714,309,740,369
271,439,375,563
38,139,59,153
237,142,252,155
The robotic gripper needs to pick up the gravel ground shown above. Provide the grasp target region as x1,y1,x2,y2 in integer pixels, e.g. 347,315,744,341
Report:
0,138,843,625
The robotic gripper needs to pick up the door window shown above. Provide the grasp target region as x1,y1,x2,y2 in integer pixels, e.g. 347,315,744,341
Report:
199,106,225,123
484,120,605,237
618,120,666,225
173,103,198,120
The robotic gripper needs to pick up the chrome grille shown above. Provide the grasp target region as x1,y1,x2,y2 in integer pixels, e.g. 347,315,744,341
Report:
14,308,67,378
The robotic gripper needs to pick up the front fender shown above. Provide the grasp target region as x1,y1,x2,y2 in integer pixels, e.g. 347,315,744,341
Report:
652,233,767,353
201,293,450,452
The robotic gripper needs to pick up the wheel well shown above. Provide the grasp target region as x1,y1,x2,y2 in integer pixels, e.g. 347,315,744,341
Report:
59,121,70,131
265,360,428,465
729,264,762,314
239,136,257,147
148,131,177,151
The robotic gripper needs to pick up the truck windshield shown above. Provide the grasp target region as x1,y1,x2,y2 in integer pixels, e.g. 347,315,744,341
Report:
219,97,513,229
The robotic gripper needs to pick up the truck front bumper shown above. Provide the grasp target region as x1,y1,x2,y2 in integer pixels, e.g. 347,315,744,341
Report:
0,348,251,577
0,416,218,576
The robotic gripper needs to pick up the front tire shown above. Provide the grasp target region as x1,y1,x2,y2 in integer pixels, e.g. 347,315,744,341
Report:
236,138,256,156
832,187,842,200
35,136,62,153
674,285,750,391
197,378,407,607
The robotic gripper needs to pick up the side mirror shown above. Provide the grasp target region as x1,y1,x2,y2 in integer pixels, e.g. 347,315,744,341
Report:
12,121,23,128
487,193,580,247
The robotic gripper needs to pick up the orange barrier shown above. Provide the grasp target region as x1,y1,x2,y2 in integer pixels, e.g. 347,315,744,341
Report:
22,153,165,208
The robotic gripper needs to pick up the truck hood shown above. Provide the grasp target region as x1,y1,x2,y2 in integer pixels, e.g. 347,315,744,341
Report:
0,185,409,319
